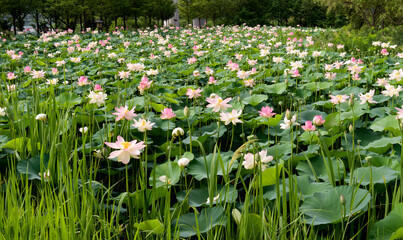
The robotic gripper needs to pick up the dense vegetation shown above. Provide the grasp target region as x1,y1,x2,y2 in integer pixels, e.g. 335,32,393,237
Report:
0,24,403,239
0,0,402,35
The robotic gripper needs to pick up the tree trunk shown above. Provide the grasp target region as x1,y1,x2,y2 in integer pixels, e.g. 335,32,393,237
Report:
12,15,16,34
35,9,40,36
83,10,87,29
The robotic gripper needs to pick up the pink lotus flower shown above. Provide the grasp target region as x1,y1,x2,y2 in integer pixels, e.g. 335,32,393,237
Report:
329,94,349,105
118,71,131,79
187,57,197,64
395,106,403,120
243,79,255,87
325,72,336,80
352,73,361,81
205,67,214,75
112,106,137,121
358,90,377,105
24,66,31,73
7,72,17,80
193,70,200,77
220,110,243,125
226,60,239,71
138,76,152,91
161,108,176,119
208,76,217,84
206,94,232,112
312,115,325,126
132,118,155,132
52,68,58,75
259,106,276,118
381,49,389,56
291,69,301,77
186,88,202,99
77,76,90,86
347,65,363,74
94,84,102,91
104,136,146,164
242,150,273,170
301,121,316,132
382,84,402,97
127,63,145,72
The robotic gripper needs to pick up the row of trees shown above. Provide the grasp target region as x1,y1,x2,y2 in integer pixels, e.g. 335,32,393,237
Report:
317,0,403,29
0,0,402,34
0,0,177,34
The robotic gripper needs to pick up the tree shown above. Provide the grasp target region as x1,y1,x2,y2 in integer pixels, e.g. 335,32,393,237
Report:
178,0,195,25
315,0,388,28
0,0,32,34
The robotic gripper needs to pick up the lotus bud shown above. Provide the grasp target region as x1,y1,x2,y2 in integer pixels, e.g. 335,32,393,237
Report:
35,113,47,121
349,94,354,107
340,195,346,205
357,140,361,145
285,109,291,119
172,127,184,138
349,124,353,133
93,149,103,159
365,156,372,165
232,208,242,225
38,169,50,180
79,126,88,134
239,133,245,138
184,106,190,117
178,157,190,167
293,102,298,107
247,135,255,140
278,101,283,106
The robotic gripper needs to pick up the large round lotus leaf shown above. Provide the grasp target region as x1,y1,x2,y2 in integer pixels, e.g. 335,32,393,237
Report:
262,82,287,94
300,185,371,225
345,166,398,186
242,94,268,106
134,219,164,235
176,185,238,207
296,156,345,182
296,175,332,199
187,151,237,181
370,115,400,135
359,137,401,154
55,92,82,108
300,110,327,123
171,206,227,238
370,203,403,240
149,160,180,188
255,162,283,187
17,154,50,180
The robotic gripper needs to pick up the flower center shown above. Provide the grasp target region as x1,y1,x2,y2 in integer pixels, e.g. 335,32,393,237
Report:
121,142,131,149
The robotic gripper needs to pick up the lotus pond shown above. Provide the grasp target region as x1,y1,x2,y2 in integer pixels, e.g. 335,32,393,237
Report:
1,26,403,239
